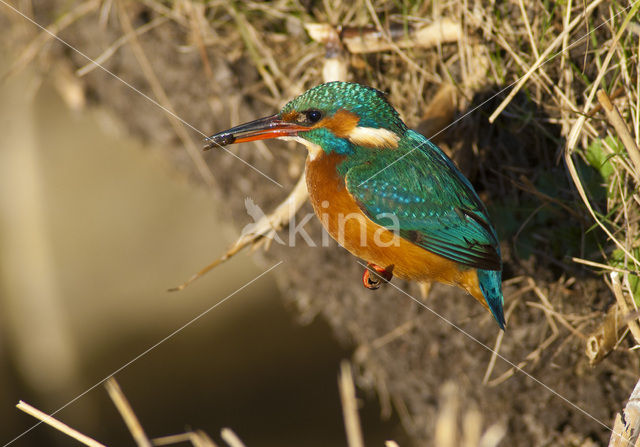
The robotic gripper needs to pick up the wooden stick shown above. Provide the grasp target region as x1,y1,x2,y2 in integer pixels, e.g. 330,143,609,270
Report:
152,430,217,446
339,361,364,447
105,377,152,447
220,428,247,447
16,401,107,447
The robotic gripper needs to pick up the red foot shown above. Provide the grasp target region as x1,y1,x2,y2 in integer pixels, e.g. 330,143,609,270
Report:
362,263,393,290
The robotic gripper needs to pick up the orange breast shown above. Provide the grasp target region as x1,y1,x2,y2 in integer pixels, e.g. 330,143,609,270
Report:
305,152,487,308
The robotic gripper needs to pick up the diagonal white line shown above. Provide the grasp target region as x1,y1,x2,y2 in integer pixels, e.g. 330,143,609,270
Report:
0,0,283,188
2,261,283,447
355,260,623,439
357,0,638,187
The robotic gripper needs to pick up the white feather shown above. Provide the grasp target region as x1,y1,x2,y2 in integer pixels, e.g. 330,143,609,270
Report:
278,136,324,160
348,126,400,149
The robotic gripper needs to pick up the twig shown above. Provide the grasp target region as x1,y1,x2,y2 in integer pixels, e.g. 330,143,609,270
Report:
560,0,573,77
220,428,247,447
526,302,586,339
338,19,461,53
483,298,520,384
483,326,506,385
105,377,152,447
486,333,559,386
98,0,114,28
152,431,217,447
16,401,107,447
528,278,559,334
339,361,364,447
572,257,639,275
517,0,540,60
597,89,640,183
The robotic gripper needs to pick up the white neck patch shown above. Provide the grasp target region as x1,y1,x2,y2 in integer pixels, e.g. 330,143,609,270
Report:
278,136,324,160
348,126,400,149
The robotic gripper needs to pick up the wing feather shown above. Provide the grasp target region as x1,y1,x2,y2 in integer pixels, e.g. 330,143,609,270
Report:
344,131,501,271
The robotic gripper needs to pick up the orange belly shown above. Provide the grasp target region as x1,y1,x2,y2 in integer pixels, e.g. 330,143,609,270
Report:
305,152,487,308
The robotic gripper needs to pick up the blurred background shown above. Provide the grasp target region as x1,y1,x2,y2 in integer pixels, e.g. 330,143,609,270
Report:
1,1,640,446
0,57,400,446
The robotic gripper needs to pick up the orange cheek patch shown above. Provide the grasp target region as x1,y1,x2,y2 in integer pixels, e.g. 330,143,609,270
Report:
314,109,360,138
282,111,299,122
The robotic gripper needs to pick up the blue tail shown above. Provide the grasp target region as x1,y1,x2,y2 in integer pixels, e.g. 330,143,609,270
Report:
477,269,505,330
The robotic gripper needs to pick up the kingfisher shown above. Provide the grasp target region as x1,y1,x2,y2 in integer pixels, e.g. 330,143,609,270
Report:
206,82,505,329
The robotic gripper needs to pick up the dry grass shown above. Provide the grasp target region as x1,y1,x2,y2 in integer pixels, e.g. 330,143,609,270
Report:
18,377,229,447
3,0,640,444
19,371,509,447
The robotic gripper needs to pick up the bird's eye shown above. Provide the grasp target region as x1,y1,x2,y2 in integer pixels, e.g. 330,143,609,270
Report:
305,110,323,123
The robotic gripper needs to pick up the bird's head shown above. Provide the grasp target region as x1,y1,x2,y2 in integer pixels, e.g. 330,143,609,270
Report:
206,82,408,157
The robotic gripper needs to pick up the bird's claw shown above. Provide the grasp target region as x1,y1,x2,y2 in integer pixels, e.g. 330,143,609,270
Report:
362,263,393,290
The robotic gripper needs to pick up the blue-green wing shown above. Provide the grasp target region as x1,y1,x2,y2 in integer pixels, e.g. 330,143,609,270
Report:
344,130,501,271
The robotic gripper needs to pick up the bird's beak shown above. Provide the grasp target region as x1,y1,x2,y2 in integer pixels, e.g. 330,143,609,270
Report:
204,114,311,150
